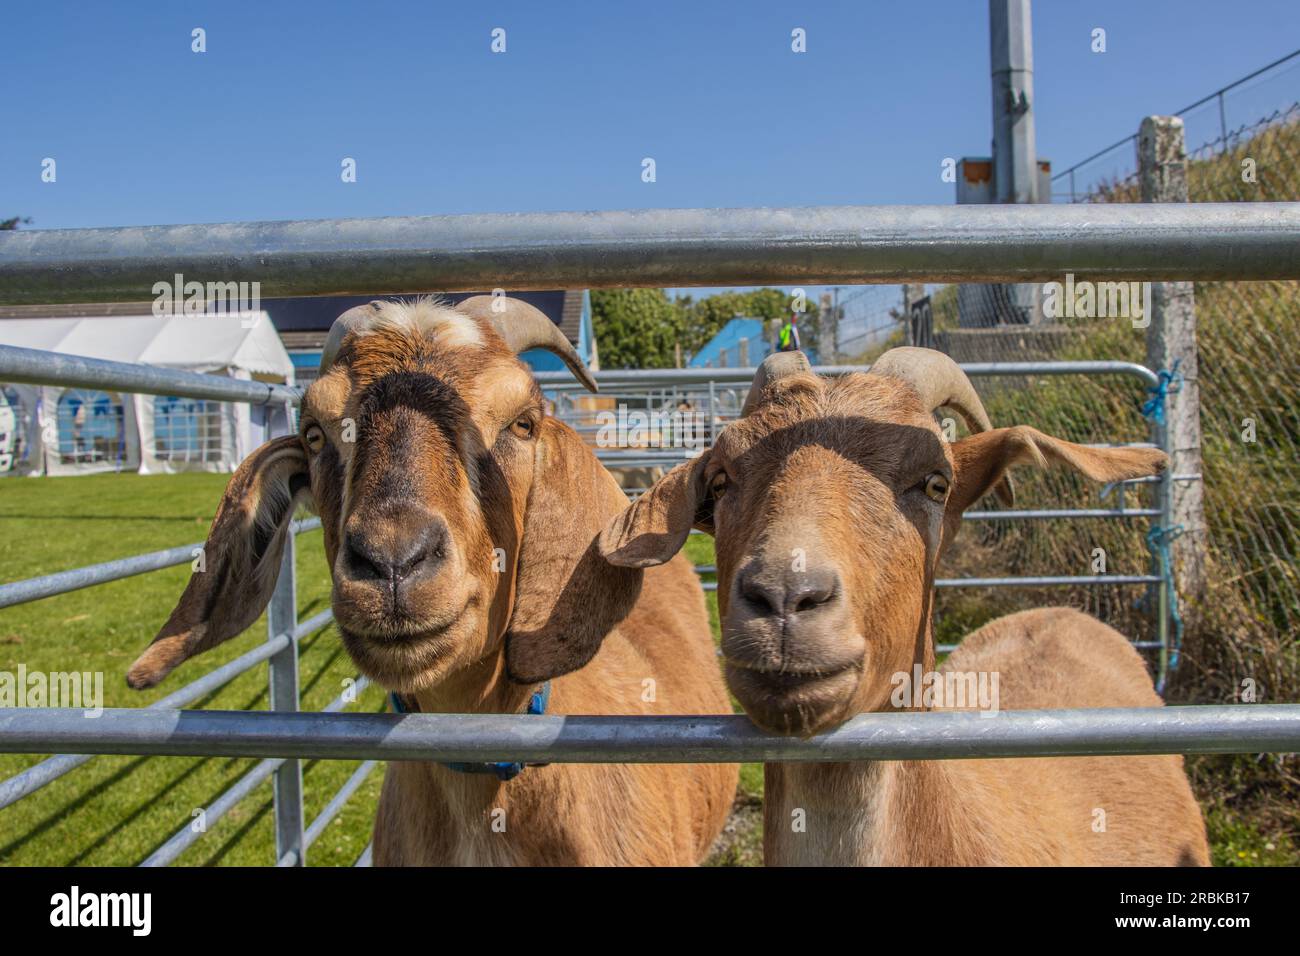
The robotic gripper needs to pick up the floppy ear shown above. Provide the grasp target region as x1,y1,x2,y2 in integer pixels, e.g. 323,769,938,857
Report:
126,436,312,689
598,451,713,568
948,426,1168,520
504,420,645,684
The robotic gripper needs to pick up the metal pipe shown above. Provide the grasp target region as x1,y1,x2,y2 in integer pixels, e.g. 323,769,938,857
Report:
0,517,321,610
140,675,368,867
699,574,1161,592
0,343,301,405
2,705,1296,762
2,204,1298,305
938,640,1164,653
299,760,378,854
934,574,1162,588
962,508,1162,521
537,359,1162,388
0,610,333,810
141,756,284,867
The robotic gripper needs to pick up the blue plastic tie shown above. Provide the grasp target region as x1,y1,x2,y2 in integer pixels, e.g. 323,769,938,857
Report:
1140,360,1183,426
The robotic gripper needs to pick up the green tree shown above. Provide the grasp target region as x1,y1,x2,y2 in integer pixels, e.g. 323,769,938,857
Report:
589,289,685,369
680,288,821,357
1,216,32,231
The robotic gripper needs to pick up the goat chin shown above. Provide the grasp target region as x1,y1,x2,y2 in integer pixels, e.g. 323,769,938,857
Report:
725,662,862,738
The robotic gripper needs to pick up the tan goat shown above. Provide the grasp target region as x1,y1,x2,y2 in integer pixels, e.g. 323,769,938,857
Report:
601,348,1209,866
127,297,736,866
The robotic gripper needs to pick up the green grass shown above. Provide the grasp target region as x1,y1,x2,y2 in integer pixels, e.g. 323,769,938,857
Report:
0,473,388,866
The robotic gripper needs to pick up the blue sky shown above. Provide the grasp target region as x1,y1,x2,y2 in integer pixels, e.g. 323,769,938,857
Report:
2,1,1298,306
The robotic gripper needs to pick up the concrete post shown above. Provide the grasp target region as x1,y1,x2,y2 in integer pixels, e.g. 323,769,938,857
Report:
1138,115,1207,607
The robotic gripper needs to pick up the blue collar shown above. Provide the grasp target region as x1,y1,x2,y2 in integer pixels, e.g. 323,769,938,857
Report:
389,682,551,782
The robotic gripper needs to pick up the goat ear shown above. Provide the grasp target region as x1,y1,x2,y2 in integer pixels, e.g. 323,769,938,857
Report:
598,452,713,568
504,420,645,684
126,436,312,689
949,426,1168,516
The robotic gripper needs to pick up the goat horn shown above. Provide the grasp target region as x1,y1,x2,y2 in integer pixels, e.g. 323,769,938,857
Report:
742,350,813,416
457,295,599,393
868,346,1014,504
318,300,385,374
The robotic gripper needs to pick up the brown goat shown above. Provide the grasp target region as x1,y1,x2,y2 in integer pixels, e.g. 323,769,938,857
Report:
601,348,1209,866
127,297,736,866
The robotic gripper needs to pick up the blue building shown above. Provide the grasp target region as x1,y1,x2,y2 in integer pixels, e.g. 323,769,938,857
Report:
689,316,817,368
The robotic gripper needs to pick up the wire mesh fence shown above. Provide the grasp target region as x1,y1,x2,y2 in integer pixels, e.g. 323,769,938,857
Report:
932,96,1300,755
1051,47,1300,202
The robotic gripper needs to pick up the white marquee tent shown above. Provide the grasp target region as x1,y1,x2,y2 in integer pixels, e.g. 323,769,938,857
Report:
0,313,294,476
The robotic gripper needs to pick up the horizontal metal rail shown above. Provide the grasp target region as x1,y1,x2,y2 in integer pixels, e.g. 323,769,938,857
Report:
141,674,368,868
290,760,379,866
937,640,1164,654
538,359,1162,389
0,518,321,610
962,508,1162,521
697,574,1159,592
0,607,335,810
2,204,1297,304
0,343,300,405
933,574,1162,588
0,705,1296,762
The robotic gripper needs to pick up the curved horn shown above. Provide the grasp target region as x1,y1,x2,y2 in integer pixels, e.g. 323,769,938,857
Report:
457,295,598,393
319,300,385,374
868,347,1013,504
742,350,813,416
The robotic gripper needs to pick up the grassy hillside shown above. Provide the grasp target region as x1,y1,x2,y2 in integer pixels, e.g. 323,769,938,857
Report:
928,112,1300,850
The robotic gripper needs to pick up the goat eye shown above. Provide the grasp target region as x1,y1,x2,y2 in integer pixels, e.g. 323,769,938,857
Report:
924,474,950,502
510,418,534,439
710,474,729,499
303,425,326,453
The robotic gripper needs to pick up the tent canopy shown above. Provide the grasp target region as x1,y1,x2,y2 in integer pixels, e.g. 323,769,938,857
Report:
0,313,293,381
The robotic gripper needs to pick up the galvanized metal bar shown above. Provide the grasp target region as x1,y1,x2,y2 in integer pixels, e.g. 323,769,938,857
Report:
2,705,1297,762
267,537,305,867
141,756,283,867
0,343,300,405
962,508,1163,521
0,609,334,811
140,675,366,868
297,760,379,857
0,517,321,610
537,359,1162,389
938,640,1165,654
355,842,373,867
700,574,1163,593
0,541,200,609
933,574,1162,588
1,203,1297,305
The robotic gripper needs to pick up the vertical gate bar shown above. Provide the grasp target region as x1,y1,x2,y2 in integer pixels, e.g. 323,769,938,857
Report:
268,532,304,865
707,381,717,445
268,398,305,865
1155,416,1172,692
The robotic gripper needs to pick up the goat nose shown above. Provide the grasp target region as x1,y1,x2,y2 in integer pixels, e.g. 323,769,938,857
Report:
344,519,448,585
737,564,840,618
